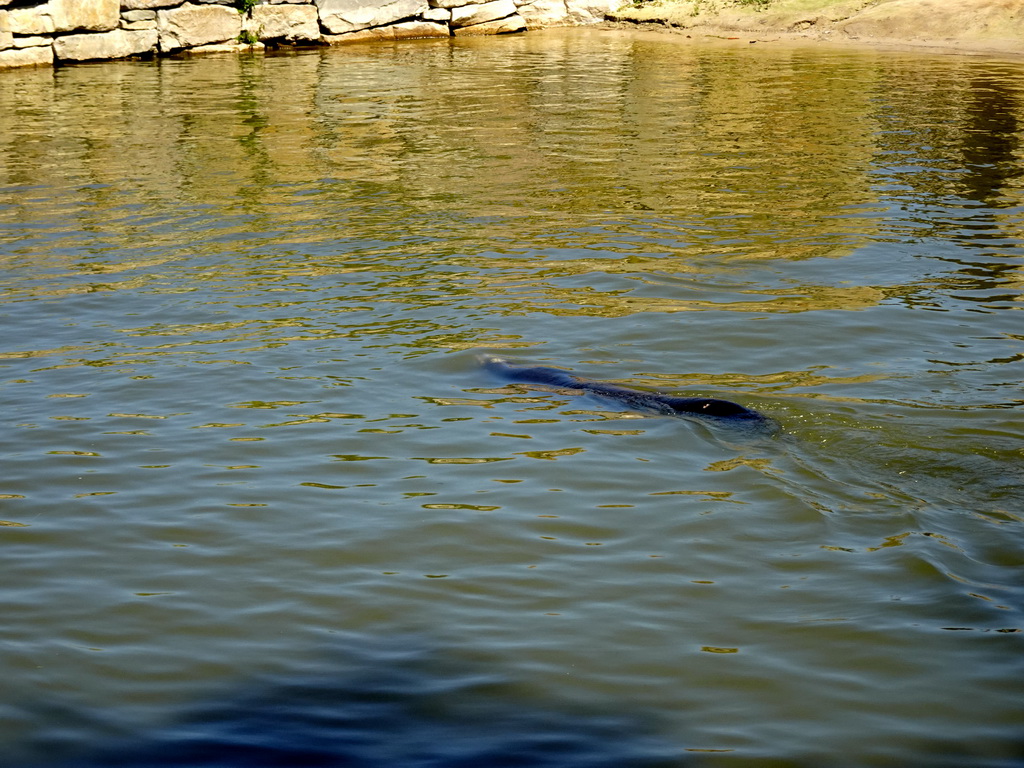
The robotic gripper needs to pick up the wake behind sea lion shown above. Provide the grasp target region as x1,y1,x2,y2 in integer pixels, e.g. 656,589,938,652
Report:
480,355,769,424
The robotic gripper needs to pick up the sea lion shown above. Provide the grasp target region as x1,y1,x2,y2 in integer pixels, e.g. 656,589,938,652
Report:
480,355,768,422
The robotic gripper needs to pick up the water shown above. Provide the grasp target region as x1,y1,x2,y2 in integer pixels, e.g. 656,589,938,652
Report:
1,28,1022,767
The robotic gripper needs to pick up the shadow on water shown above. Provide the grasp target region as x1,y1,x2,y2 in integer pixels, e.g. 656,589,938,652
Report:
19,635,686,768
960,67,1021,205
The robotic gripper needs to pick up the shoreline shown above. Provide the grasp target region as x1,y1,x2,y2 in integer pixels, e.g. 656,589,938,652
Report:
605,0,1024,59
2,0,1022,71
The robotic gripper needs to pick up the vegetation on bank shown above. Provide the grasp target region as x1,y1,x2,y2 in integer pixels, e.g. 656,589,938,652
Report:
693,0,775,7
629,0,776,10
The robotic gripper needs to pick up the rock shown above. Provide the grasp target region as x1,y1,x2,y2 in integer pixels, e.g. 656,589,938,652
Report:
429,0,491,8
564,0,614,24
157,3,242,51
316,0,429,33
5,0,118,35
121,10,158,22
11,34,52,48
247,3,320,41
449,0,516,27
50,0,120,31
4,6,56,34
0,30,11,50
423,6,450,21
517,0,568,28
390,19,449,37
451,11,525,33
323,19,448,42
121,7,160,29
121,18,158,30
121,0,181,8
53,27,157,59
184,40,265,53
322,26,382,42
0,43,53,67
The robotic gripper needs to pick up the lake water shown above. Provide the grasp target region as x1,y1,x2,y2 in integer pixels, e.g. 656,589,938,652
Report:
1,28,1022,768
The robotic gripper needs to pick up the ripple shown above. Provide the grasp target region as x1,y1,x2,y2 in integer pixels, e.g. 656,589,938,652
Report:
1,30,1023,768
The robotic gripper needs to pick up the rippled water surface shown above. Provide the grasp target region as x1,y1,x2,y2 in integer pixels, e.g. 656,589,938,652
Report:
2,29,1023,767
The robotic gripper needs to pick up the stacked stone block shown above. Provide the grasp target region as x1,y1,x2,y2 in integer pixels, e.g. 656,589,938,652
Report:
0,0,616,68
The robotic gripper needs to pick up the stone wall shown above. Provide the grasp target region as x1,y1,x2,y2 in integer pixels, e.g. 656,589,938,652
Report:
0,0,616,68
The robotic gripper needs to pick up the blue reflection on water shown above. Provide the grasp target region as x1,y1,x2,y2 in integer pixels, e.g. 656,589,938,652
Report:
31,637,681,768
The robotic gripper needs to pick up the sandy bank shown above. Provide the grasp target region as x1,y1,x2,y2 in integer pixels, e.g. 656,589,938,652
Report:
607,0,1024,57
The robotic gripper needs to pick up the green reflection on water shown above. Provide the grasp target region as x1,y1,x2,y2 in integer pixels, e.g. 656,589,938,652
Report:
1,33,1015,315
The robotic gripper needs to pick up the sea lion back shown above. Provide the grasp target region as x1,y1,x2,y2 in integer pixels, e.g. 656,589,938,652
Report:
479,355,580,389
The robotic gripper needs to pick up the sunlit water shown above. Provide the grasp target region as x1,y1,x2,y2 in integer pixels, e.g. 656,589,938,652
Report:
1,28,1022,768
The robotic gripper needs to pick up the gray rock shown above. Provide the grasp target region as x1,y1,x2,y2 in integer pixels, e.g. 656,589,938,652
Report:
422,6,450,21
185,40,265,53
121,10,159,22
51,0,119,31
6,0,119,34
122,0,192,10
316,0,428,34
121,18,158,29
157,3,242,51
429,0,491,9
3,6,55,34
0,43,53,67
449,0,516,27
11,34,53,48
517,0,569,27
564,0,614,24
452,11,524,33
120,9,158,30
390,19,449,37
247,4,320,41
323,19,448,42
53,27,157,59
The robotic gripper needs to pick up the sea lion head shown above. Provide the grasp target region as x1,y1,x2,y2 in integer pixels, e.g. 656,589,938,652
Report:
678,398,762,419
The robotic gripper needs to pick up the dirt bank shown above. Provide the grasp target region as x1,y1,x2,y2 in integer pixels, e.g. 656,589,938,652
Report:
607,0,1024,57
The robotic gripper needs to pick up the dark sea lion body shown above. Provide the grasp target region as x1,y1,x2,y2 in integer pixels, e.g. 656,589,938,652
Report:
480,355,768,423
